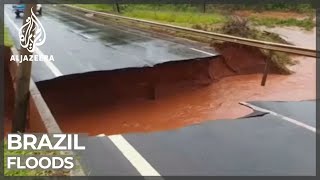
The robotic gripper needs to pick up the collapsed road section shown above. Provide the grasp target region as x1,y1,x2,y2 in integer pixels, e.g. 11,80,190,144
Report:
4,4,218,133
4,4,308,136
3,3,316,176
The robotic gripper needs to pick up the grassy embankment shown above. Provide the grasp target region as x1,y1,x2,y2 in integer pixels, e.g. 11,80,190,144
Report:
76,4,227,28
216,4,315,30
251,17,314,31
76,4,315,30
3,140,69,176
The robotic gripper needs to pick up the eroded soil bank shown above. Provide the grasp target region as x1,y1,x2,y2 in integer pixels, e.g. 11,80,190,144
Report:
36,43,315,136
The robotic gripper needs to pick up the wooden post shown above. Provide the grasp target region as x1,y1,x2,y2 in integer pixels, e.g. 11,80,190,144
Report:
202,1,206,13
115,0,121,13
261,56,271,86
12,4,36,133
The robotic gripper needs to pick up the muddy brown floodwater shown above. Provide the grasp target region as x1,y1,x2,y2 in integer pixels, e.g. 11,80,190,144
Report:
36,40,315,136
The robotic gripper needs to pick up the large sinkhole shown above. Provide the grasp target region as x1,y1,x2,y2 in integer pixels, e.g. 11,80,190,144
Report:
35,52,272,135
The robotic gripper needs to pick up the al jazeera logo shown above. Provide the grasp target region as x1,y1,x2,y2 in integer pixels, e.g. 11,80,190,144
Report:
10,7,55,63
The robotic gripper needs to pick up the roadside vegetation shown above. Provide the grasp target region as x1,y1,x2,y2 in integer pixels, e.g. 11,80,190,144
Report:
3,27,14,47
251,17,314,31
3,140,69,176
77,4,227,27
76,4,315,30
213,17,296,74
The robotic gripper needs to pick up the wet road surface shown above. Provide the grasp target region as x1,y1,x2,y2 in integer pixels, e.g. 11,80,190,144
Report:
4,5,218,82
248,100,316,127
79,100,316,176
3,4,316,176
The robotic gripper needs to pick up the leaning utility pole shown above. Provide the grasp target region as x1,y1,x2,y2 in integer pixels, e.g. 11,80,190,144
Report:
12,4,36,133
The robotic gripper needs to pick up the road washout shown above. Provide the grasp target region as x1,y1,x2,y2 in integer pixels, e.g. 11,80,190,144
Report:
33,40,316,136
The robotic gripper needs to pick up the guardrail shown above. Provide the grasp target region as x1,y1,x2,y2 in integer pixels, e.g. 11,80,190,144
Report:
62,4,317,58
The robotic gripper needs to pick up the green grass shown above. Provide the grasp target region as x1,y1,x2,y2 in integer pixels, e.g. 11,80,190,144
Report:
3,140,69,176
123,10,227,27
76,4,114,12
75,4,315,30
250,3,314,13
4,27,14,47
251,17,315,31
75,4,227,27
209,4,314,13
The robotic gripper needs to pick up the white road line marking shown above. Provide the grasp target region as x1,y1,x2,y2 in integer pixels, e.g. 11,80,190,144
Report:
190,47,216,56
98,133,161,176
5,11,63,77
108,134,161,176
35,48,63,76
69,29,92,39
240,102,316,133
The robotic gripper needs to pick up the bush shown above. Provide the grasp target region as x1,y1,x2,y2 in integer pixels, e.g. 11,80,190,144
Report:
215,16,296,74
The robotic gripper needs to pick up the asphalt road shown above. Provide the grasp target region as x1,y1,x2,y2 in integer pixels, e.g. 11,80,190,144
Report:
4,5,316,176
248,100,316,127
78,101,316,176
4,5,218,82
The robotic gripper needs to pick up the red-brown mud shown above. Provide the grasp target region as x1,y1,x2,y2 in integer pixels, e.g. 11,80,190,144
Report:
36,45,308,136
